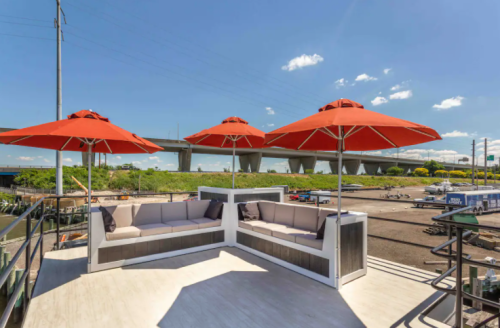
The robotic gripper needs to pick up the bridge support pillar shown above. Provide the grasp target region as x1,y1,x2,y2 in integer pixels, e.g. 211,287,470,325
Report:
178,148,192,172
288,156,316,173
329,160,339,174
379,163,397,174
239,153,262,173
408,164,421,173
398,164,411,175
82,152,96,167
344,160,361,175
363,163,379,175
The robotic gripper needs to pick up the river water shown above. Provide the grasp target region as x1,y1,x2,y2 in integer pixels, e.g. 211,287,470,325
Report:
0,213,50,241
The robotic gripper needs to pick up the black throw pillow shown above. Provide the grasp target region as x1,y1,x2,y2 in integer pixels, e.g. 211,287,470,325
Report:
99,206,116,233
238,203,261,221
316,220,325,240
204,200,223,220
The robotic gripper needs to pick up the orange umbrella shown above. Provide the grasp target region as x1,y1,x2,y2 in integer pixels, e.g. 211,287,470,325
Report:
265,99,441,287
185,117,265,188
0,109,163,247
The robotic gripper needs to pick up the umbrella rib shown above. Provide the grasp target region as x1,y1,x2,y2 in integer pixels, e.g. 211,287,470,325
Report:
266,133,288,145
60,137,72,151
405,127,437,139
344,126,365,140
195,134,211,145
133,142,150,154
297,129,318,150
103,140,113,154
221,136,228,147
9,135,33,144
244,136,253,148
368,126,397,147
319,128,339,140
344,126,357,138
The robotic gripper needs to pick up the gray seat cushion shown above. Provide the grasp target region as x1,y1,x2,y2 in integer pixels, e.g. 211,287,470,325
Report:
133,203,162,226
272,227,311,243
103,204,133,228
190,218,222,229
137,224,173,237
258,201,276,223
161,202,187,222
106,226,141,241
168,220,199,232
293,206,319,232
253,223,290,236
238,220,268,231
187,200,211,220
274,203,295,226
295,233,323,250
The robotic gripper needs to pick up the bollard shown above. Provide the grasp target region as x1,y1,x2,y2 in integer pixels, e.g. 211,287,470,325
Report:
0,246,5,274
13,269,24,324
7,264,16,299
2,252,10,296
2,235,6,243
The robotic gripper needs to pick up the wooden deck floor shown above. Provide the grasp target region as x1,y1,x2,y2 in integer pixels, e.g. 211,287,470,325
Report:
23,247,452,328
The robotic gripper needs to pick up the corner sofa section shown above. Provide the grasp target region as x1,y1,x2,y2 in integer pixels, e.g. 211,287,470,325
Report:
89,200,227,273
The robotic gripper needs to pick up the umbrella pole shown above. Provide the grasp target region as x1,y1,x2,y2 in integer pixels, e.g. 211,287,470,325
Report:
336,131,343,289
87,144,92,264
232,141,236,189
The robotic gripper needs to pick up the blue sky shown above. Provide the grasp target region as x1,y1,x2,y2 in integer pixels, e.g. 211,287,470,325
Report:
1,0,500,172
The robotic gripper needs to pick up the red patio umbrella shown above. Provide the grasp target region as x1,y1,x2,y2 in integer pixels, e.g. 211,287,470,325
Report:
184,117,265,188
265,99,441,286
0,109,163,251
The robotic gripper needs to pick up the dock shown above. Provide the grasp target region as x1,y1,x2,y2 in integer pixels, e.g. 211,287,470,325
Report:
24,246,452,328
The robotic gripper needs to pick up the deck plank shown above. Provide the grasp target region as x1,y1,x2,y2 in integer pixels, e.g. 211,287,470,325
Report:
24,247,450,328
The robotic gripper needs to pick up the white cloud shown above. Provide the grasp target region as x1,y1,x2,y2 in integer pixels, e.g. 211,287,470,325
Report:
433,150,458,155
433,96,464,110
132,161,142,166
364,151,382,155
43,158,50,163
267,123,275,127
165,163,175,167
265,107,275,115
389,90,412,100
37,156,43,158
115,156,122,160
383,68,392,74
281,54,324,71
371,96,388,106
335,78,347,88
390,84,402,91
17,156,34,161
355,73,377,82
63,158,72,163
442,130,469,138
148,156,162,162
7,155,11,158
76,162,82,166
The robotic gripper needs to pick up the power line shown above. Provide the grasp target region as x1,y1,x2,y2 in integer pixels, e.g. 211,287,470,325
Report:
0,20,53,28
0,14,48,22
63,1,327,107
0,33,54,41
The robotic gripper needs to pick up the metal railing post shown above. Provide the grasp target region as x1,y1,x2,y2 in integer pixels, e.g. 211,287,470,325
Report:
170,193,173,203
40,202,44,265
455,226,464,328
447,224,452,270
23,213,31,315
56,198,60,250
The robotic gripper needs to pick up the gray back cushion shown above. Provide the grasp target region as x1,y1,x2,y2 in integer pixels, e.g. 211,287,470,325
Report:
161,202,187,222
318,209,336,232
105,204,133,228
133,203,162,226
274,203,295,226
258,201,276,222
187,200,211,220
293,206,319,232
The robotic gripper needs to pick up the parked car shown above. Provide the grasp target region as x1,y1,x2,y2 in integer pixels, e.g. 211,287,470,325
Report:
184,196,199,202
413,195,446,208
289,194,300,201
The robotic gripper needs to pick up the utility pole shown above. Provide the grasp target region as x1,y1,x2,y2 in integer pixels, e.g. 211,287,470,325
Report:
472,140,475,187
55,0,64,196
485,138,488,186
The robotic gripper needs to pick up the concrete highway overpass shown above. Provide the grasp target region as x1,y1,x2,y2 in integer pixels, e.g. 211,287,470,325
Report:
1,128,473,175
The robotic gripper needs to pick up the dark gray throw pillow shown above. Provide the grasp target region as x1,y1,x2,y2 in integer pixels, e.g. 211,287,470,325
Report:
99,206,116,233
238,203,261,221
204,200,223,220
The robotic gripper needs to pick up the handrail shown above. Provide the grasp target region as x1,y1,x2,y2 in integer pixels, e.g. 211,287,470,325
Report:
429,205,500,328
0,190,194,327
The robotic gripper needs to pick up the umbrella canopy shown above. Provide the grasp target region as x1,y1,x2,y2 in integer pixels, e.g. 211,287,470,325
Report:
0,110,162,154
264,99,441,289
265,99,441,151
0,109,163,259
184,117,265,188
